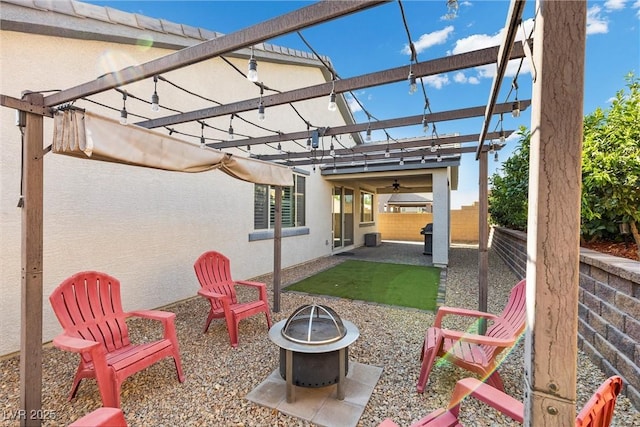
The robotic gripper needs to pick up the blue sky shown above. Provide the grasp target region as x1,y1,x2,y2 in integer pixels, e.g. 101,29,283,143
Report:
87,0,639,208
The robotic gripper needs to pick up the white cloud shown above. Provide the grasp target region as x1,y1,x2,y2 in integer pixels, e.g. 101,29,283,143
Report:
453,71,467,83
344,93,363,113
403,26,454,55
453,71,480,85
450,18,534,55
421,74,449,89
448,18,534,80
605,0,627,11
587,5,609,34
634,0,640,16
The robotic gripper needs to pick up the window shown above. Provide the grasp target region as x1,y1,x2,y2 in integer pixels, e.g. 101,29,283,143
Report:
360,192,374,223
254,175,306,229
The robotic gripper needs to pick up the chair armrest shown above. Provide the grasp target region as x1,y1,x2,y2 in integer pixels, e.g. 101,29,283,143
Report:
235,280,266,289
440,329,519,348
448,377,524,422
53,334,101,353
434,306,498,328
128,309,175,322
198,289,229,301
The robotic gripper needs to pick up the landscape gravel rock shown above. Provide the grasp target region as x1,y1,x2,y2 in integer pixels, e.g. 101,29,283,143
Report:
1,246,638,426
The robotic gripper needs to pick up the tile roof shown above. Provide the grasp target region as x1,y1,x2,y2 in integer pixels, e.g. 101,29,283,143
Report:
1,0,326,63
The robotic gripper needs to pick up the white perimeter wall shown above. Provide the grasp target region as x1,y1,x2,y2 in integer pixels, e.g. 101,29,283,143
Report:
0,30,347,356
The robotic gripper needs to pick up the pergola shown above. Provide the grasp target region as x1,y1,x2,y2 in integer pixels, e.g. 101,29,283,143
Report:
1,0,587,425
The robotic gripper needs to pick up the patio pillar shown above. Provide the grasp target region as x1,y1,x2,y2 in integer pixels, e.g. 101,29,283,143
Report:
273,185,282,313
524,0,586,424
431,168,450,267
478,150,489,334
20,92,44,427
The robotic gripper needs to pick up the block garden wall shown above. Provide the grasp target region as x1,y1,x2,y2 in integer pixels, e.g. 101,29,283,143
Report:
491,226,640,409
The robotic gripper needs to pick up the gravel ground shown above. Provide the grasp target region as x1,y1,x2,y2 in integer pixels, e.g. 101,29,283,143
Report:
1,246,638,426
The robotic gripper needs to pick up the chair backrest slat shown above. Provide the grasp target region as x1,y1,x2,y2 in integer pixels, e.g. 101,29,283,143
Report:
194,251,239,311
50,272,130,357
575,376,623,427
482,279,526,357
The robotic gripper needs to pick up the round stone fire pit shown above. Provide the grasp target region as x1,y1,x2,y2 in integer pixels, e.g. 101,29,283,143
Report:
269,304,359,403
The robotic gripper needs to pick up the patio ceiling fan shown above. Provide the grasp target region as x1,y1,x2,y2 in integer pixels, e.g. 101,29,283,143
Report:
385,179,413,192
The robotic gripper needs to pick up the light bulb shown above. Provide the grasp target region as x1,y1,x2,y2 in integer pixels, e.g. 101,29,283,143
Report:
328,91,337,111
277,143,283,154
329,143,335,157
228,125,234,140
247,57,258,82
494,151,499,162
333,166,337,173
421,156,426,164
437,154,442,162
422,118,428,133
150,92,159,112
399,157,404,166
384,148,390,158
499,129,505,142
512,100,521,118
430,142,437,153
365,128,371,142
489,144,495,155
363,163,368,171
408,72,417,94
258,102,265,120
119,108,128,125
200,136,205,149
306,137,312,151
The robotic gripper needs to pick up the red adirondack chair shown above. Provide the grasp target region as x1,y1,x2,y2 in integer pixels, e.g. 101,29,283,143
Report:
49,271,185,408
380,375,623,427
70,407,127,427
194,251,272,347
417,279,526,393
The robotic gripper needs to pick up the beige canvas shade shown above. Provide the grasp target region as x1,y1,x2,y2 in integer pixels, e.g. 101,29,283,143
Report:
51,109,294,187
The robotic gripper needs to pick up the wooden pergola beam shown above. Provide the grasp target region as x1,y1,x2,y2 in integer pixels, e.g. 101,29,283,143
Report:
42,0,388,107
136,42,527,130
210,100,529,149
258,131,511,164
475,0,527,159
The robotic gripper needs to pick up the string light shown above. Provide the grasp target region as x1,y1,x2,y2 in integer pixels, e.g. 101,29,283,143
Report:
277,142,283,154
329,141,335,157
363,155,368,171
421,155,426,164
328,79,337,112
512,98,521,118
422,116,429,133
228,114,234,140
119,91,128,125
247,47,258,82
512,79,521,117
199,122,206,149
385,136,390,158
408,65,417,95
494,151,499,162
399,157,404,166
437,153,442,162
430,139,437,153
489,142,495,155
151,75,160,112
499,113,506,142
257,85,265,120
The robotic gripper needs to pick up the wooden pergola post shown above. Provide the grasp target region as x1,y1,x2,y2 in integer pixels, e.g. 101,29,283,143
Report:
273,185,282,313
20,92,45,427
524,0,586,424
478,150,489,334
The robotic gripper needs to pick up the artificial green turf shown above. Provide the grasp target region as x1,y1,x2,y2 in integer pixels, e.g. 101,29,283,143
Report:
285,260,440,311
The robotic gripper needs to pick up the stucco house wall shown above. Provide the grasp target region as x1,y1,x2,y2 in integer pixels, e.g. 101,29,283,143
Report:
0,3,354,356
